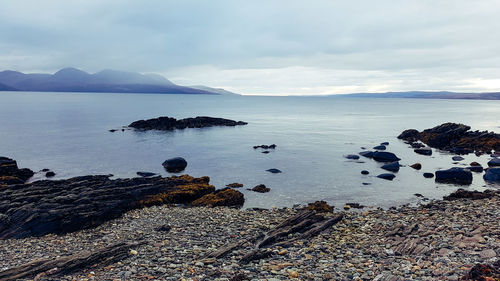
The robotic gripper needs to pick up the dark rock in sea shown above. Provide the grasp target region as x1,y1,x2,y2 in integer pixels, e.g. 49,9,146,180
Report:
156,224,172,232
398,123,500,154
261,151,270,154
380,142,389,146
41,168,50,172
410,142,425,149
162,157,188,173
377,173,396,180
452,156,465,161
372,151,401,162
109,129,117,132
443,188,498,201
129,116,247,131
0,157,34,186
359,151,374,158
362,182,371,185
226,182,244,188
249,184,270,193
435,167,473,185
414,147,432,156
344,154,360,160
423,172,434,178
470,161,482,166
266,168,282,174
345,202,365,209
307,201,334,213
467,166,484,173
484,167,500,182
136,171,157,177
192,188,244,208
373,145,386,150
0,174,218,239
361,170,369,175
414,193,424,198
381,161,400,172
488,158,500,167
410,163,422,170
253,144,277,149
45,171,55,178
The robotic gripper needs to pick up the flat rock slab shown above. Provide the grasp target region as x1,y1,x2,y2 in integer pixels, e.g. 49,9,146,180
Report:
0,174,219,239
129,116,247,131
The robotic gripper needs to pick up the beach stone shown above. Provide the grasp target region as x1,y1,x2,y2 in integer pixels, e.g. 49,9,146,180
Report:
435,167,472,185
414,147,432,156
377,173,396,180
162,157,187,173
410,163,422,170
398,129,420,141
372,152,401,162
484,168,500,182
344,154,360,160
488,158,500,167
423,172,434,178
361,170,369,175
479,249,497,259
452,156,465,161
373,145,386,150
45,171,56,177
470,161,481,166
381,142,389,145
381,161,400,172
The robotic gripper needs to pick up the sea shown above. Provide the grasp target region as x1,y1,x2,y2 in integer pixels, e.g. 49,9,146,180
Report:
1,91,499,209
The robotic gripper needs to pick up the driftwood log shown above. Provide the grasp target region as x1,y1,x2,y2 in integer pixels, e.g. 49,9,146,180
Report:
0,241,145,281
205,210,343,263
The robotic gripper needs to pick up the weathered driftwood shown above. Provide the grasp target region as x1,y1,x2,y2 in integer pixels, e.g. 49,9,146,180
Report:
0,241,145,281
205,210,343,264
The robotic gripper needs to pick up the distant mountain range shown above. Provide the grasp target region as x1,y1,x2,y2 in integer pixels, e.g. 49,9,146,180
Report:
339,91,500,100
0,68,238,95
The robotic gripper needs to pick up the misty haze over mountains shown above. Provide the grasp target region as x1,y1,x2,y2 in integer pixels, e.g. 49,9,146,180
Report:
0,68,237,95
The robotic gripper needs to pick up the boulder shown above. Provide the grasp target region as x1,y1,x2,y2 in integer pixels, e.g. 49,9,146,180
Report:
397,129,420,142
250,184,270,193
435,167,472,185
373,145,386,150
410,142,425,149
414,147,432,156
344,154,360,160
191,188,244,207
361,170,369,175
162,157,188,173
372,151,401,162
0,157,34,185
359,151,374,158
423,172,434,178
226,183,244,188
470,161,481,166
266,168,282,174
484,168,500,182
377,173,396,180
410,163,422,170
381,161,400,172
488,158,500,167
467,166,483,173
45,171,56,177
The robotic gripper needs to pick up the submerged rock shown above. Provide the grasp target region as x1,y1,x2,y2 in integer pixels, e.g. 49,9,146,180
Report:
435,167,472,185
250,184,270,193
129,116,247,131
162,157,188,173
373,145,386,150
344,154,360,160
359,151,374,158
377,173,396,180
484,167,500,182
410,163,422,170
381,161,400,172
266,168,282,174
443,188,498,200
423,172,434,178
361,170,369,175
253,144,277,149
372,151,401,162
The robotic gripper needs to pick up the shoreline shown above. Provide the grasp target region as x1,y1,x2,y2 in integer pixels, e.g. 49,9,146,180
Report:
0,190,498,280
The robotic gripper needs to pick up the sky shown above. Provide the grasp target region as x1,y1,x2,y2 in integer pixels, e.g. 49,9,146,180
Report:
1,0,500,95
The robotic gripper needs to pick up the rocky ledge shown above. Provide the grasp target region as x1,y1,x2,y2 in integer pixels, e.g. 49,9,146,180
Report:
128,116,248,131
0,157,34,186
0,174,244,239
398,123,500,155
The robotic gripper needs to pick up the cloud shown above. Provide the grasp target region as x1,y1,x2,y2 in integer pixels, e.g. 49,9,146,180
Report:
1,0,500,95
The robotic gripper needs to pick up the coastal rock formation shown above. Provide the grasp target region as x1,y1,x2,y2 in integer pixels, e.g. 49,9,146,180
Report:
253,144,277,149
443,189,498,200
0,174,220,239
250,184,270,193
484,168,500,182
191,188,244,208
226,183,243,188
435,168,473,185
129,116,247,131
372,151,401,162
398,123,500,155
0,157,34,186
162,157,188,173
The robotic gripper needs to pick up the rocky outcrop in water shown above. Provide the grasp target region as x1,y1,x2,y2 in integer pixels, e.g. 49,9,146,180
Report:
0,173,244,239
129,116,247,131
0,157,34,186
435,168,473,185
162,157,188,173
398,123,500,155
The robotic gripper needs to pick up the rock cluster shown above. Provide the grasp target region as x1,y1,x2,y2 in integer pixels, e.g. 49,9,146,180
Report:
0,157,33,186
129,116,247,131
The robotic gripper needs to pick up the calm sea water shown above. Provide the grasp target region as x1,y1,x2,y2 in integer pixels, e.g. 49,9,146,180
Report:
1,91,499,209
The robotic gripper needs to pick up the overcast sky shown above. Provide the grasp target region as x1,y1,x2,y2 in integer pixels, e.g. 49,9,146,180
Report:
1,0,500,95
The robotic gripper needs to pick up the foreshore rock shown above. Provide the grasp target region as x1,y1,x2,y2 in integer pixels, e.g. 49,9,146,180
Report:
0,157,34,186
0,174,234,239
484,167,500,182
162,157,188,173
398,123,500,155
372,151,401,162
191,188,244,208
435,167,473,185
129,116,247,131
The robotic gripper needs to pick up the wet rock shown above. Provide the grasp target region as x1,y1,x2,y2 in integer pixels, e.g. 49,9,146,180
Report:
191,188,244,208
467,166,484,173
45,171,56,178
136,172,157,177
435,167,473,185
261,151,270,154
109,129,117,132
361,170,369,175
362,182,371,185
266,168,282,174
249,184,270,193
377,173,396,180
0,157,34,185
380,142,389,146
344,154,360,160
484,167,500,182
226,183,244,188
372,151,401,162
162,157,188,173
359,151,374,158
452,156,465,161
410,163,422,170
373,145,386,150
129,116,247,130
488,158,500,167
410,142,425,149
253,144,277,149
307,201,334,213
414,147,432,156
470,161,481,166
381,161,400,172
423,172,434,178
398,129,420,142
443,188,497,200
